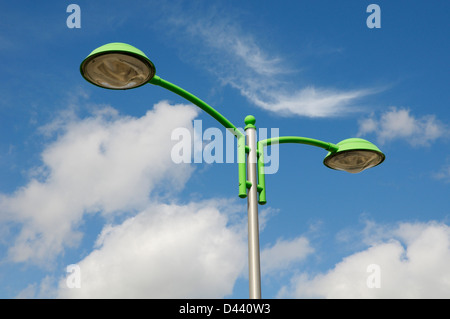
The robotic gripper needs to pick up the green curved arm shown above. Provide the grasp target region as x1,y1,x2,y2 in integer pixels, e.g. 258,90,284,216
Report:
149,75,247,198
257,136,338,205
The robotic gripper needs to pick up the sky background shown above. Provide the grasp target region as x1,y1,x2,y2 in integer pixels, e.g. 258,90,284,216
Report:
0,0,449,298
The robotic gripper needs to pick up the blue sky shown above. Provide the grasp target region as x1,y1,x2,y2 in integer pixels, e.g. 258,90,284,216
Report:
0,0,449,298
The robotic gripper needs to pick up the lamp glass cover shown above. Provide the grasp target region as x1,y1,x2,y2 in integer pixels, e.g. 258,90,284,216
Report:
324,150,384,173
82,53,152,89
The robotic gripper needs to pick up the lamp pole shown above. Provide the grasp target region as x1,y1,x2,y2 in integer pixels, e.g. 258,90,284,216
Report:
151,76,263,298
80,42,385,299
244,116,262,299
150,76,263,298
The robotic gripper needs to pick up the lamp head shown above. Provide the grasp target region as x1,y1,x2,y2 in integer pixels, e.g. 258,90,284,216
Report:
80,43,155,90
323,138,385,173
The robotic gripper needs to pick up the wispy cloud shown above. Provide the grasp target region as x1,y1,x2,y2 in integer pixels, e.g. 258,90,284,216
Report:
241,86,375,118
433,159,450,183
358,107,448,146
158,3,376,118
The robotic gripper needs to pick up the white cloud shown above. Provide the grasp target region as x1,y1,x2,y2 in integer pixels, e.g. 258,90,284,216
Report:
433,159,450,183
160,3,375,118
278,221,450,298
57,200,246,298
243,86,372,118
358,107,448,146
261,236,314,275
0,101,198,265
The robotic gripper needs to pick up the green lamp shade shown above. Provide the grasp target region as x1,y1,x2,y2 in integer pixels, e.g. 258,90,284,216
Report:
80,43,155,90
323,138,385,173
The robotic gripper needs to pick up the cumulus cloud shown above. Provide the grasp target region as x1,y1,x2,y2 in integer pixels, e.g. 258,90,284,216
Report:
278,221,450,298
0,101,198,265
358,107,448,146
57,200,246,298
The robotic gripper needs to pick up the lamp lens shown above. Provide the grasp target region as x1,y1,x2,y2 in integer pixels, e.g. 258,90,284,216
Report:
83,53,152,89
325,150,384,173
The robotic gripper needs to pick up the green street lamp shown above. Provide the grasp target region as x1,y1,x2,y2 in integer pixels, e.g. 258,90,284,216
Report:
80,42,156,90
256,136,385,205
323,138,385,173
80,43,385,299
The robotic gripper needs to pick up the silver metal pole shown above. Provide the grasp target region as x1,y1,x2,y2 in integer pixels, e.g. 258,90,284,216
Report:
245,124,262,299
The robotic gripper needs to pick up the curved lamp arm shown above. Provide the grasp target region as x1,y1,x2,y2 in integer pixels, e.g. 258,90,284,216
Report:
149,75,248,198
257,136,339,204
80,42,246,198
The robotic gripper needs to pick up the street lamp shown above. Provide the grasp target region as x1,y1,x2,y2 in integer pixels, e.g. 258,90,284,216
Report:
256,136,385,205
80,43,385,299
80,42,155,89
323,138,385,173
